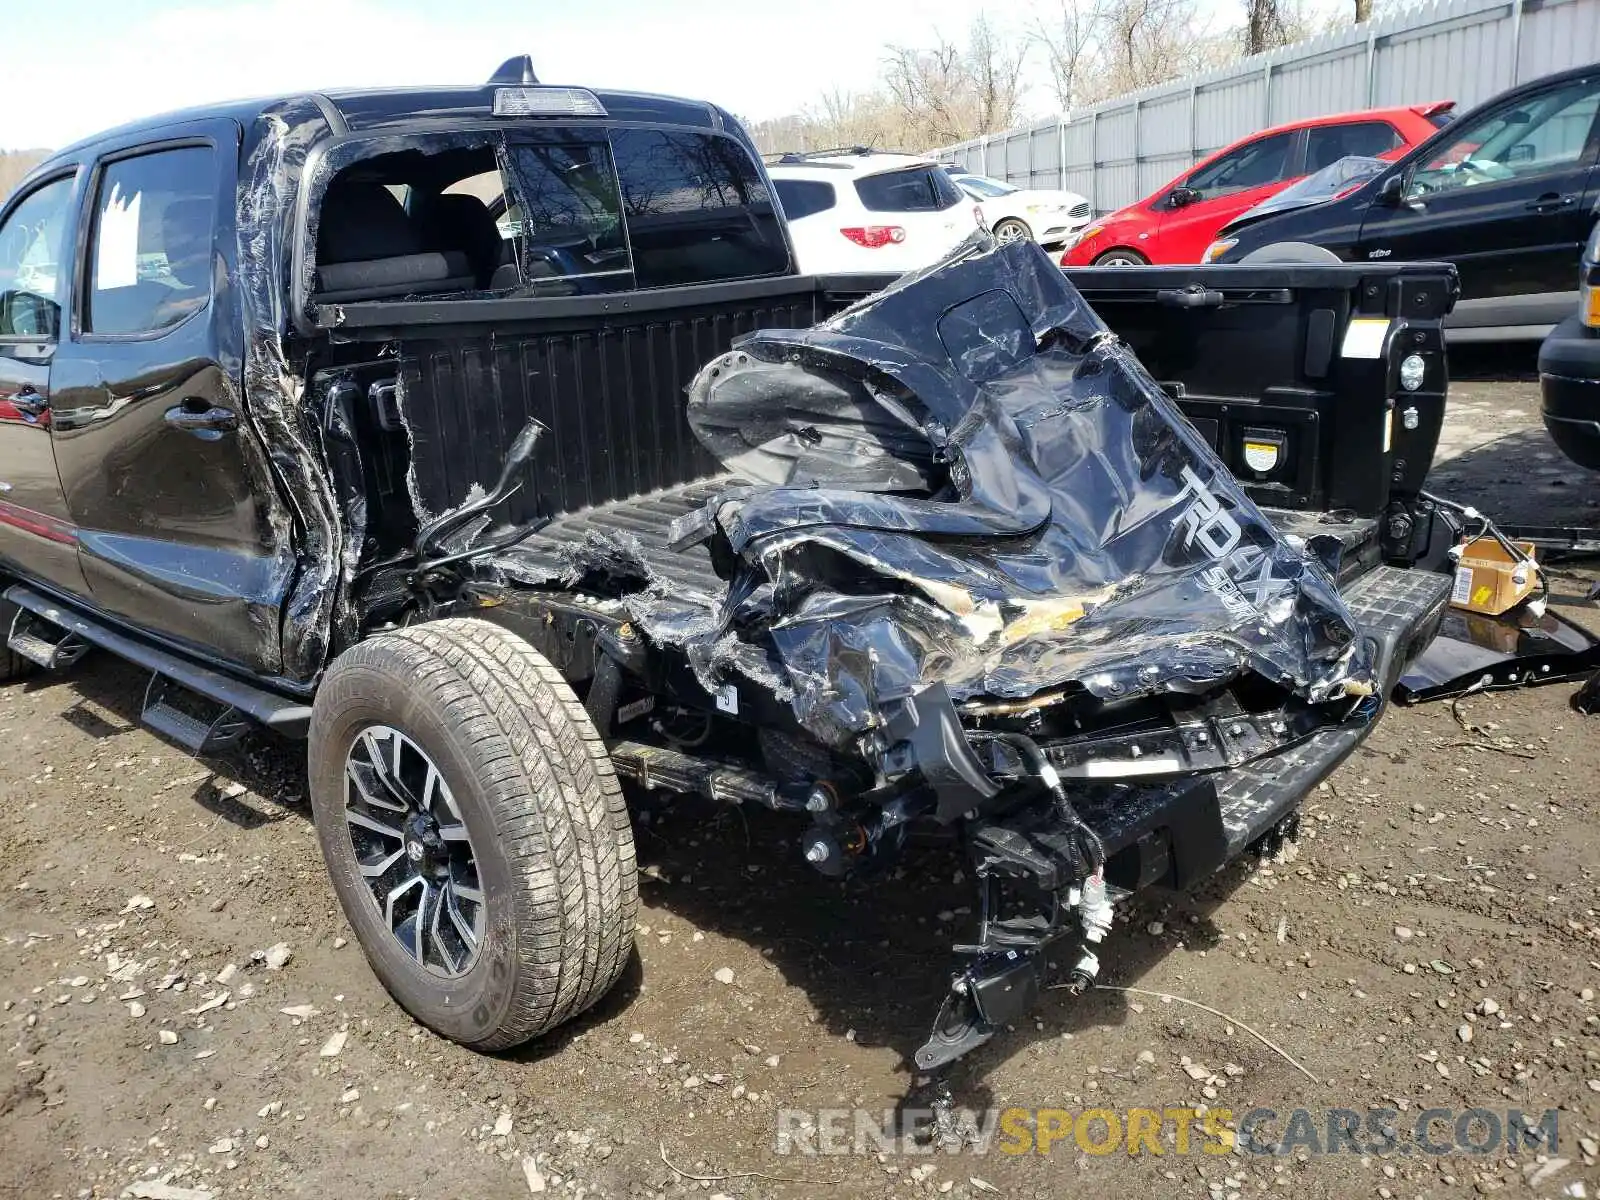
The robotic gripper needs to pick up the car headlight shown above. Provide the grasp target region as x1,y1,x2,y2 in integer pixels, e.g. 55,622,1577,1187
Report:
1399,353,1426,392
1202,239,1237,264
1076,223,1105,243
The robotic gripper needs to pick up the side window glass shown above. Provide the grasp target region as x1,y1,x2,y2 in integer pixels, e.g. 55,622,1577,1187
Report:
0,176,74,340
500,141,632,292
86,146,217,336
1410,78,1600,197
1306,121,1402,171
609,129,789,288
856,167,943,212
1186,131,1297,199
774,178,837,221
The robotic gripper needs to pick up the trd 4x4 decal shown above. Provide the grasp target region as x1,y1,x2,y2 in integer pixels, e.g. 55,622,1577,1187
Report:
1176,465,1243,558
1177,465,1295,622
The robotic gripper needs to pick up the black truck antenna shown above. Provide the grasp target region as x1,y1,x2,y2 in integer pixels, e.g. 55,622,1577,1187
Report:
488,55,539,85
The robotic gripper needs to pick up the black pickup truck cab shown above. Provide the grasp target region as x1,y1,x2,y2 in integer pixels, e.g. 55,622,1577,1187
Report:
0,58,1461,1073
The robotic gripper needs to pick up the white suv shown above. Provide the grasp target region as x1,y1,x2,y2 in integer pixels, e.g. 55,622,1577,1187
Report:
766,149,982,275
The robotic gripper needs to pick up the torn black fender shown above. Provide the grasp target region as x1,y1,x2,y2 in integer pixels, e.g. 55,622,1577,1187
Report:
667,237,1375,750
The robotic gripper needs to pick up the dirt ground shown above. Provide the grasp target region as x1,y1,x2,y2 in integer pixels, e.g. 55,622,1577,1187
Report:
2,346,1598,1200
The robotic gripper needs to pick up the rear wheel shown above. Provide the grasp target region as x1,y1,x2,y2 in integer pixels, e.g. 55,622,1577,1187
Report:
993,218,1033,245
308,617,637,1050
1093,248,1148,267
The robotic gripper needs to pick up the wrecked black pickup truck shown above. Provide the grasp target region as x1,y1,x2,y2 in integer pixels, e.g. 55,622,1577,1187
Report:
0,59,1461,1072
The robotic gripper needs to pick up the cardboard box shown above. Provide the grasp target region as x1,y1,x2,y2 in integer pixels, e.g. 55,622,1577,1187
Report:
1449,537,1538,616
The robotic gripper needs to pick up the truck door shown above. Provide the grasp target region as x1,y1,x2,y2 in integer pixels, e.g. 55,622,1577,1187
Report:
0,169,92,598
47,124,295,676
1357,70,1600,334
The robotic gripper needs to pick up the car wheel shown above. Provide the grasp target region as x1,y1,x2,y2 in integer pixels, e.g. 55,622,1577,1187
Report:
1093,249,1148,267
1239,241,1341,264
993,218,1033,245
0,598,34,682
308,617,638,1050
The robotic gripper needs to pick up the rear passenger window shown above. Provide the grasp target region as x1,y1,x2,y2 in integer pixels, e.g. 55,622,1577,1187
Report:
855,167,964,213
774,178,837,221
86,146,217,336
1305,121,1402,171
609,129,790,288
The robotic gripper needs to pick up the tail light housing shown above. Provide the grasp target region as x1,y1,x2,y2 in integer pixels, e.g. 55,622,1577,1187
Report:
840,226,906,249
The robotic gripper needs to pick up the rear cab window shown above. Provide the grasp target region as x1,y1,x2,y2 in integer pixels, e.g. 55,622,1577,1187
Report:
309,120,791,307
854,166,965,213
610,128,788,289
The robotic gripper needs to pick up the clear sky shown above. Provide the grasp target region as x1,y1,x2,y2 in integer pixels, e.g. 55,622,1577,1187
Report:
6,0,999,149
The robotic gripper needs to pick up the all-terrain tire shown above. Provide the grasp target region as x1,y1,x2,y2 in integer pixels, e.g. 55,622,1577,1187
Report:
308,617,637,1050
0,598,34,682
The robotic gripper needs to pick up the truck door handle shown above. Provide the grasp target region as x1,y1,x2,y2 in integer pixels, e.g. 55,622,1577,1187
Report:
164,403,238,439
1524,192,1576,213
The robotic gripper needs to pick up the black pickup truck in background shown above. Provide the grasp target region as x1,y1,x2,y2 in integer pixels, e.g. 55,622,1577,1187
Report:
0,58,1460,1074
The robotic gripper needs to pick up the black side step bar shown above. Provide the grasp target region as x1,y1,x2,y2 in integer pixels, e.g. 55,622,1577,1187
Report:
4,585,313,739
8,607,91,670
143,675,254,756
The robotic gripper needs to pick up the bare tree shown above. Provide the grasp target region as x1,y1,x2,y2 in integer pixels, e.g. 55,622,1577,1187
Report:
750,0,1295,158
1245,0,1291,53
1034,0,1225,108
1353,0,1373,21
966,15,1030,134
882,37,971,146
1032,0,1108,110
883,18,1031,146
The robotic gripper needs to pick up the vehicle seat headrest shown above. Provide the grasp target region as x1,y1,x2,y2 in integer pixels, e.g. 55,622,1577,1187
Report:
318,183,422,264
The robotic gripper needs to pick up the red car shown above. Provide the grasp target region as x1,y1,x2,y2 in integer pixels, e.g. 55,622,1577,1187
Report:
1062,102,1456,267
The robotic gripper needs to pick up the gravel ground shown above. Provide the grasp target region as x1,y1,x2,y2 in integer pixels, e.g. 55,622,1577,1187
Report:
2,348,1597,1200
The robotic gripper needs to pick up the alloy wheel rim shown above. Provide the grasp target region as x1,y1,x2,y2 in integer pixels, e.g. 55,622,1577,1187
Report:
996,222,1025,244
343,725,485,978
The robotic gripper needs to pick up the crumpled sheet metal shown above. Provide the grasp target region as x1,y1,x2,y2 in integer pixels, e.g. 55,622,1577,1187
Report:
237,99,349,680
670,237,1375,748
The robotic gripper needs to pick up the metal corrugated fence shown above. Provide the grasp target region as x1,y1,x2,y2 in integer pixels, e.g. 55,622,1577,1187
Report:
936,0,1600,214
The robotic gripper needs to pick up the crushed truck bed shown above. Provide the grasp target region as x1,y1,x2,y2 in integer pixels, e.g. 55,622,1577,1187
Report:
507,476,1450,860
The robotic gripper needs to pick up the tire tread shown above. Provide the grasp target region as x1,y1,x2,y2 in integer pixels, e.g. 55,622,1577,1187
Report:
310,617,636,1050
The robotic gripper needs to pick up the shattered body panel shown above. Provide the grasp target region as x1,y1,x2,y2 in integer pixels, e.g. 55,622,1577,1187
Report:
236,100,350,681
501,240,1376,759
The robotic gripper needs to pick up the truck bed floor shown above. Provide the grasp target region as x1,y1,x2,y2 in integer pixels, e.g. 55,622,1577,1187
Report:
508,485,1387,600
507,475,740,597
